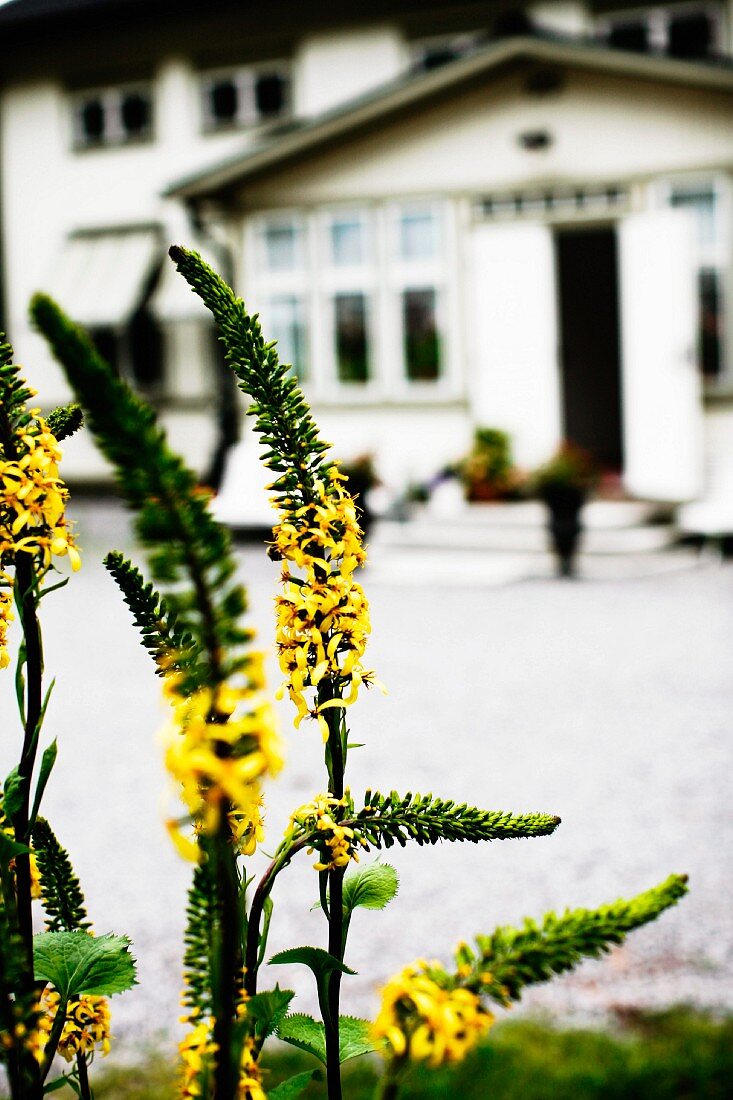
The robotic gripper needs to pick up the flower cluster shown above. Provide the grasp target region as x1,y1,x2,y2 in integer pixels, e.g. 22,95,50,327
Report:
0,803,41,899
31,990,111,1063
372,960,494,1068
178,1018,265,1099
0,410,80,574
286,792,363,871
273,470,376,739
0,578,13,671
163,659,283,861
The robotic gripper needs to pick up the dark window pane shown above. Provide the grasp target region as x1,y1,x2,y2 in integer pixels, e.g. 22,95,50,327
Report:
90,327,118,372
267,295,307,380
608,21,649,52
699,269,723,380
403,288,440,381
334,293,369,384
80,98,105,142
211,79,238,123
121,92,150,137
129,308,164,390
420,46,459,71
669,13,713,58
256,72,287,118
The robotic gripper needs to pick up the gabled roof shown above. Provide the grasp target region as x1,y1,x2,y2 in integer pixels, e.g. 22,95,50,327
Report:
168,35,733,203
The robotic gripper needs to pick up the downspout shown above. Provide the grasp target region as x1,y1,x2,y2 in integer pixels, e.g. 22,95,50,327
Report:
185,197,240,491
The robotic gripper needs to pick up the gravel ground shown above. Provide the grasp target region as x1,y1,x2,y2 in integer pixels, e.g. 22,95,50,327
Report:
1,500,731,1057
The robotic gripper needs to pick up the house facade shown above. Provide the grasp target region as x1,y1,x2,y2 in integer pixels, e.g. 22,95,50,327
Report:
1,0,733,509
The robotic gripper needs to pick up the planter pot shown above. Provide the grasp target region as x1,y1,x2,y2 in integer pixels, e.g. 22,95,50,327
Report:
541,485,586,578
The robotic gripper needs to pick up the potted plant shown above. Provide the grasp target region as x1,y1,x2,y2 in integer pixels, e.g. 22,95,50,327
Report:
532,443,597,577
460,427,522,502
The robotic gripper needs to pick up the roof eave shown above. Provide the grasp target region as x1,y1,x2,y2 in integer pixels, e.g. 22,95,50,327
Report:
167,36,733,203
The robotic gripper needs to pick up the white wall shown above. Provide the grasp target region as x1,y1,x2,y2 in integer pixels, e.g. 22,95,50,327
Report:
294,27,408,117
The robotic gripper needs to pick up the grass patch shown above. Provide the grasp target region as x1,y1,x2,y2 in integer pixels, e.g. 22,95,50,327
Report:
92,1008,733,1098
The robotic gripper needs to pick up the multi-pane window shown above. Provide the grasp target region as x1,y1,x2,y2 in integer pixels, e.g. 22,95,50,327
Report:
201,64,290,132
253,216,309,380
72,84,153,149
600,4,723,59
410,32,483,72
247,202,450,396
393,202,445,385
669,182,728,383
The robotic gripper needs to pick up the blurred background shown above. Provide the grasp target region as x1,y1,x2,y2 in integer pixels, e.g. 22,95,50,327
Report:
0,0,732,1093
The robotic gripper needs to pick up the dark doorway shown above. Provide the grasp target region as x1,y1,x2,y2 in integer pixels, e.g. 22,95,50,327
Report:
556,225,624,471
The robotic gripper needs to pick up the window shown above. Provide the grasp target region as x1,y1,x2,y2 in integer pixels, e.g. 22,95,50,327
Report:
72,84,153,149
600,4,722,59
264,294,308,380
399,206,440,261
403,289,441,381
259,219,304,273
411,32,483,73
201,64,290,132
669,182,728,383
330,214,366,267
334,293,370,384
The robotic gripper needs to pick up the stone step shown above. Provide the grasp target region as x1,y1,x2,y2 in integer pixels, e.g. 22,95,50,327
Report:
372,516,677,555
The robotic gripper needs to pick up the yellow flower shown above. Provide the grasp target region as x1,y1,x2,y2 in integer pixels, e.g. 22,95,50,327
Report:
161,665,282,859
287,792,363,871
373,962,494,1068
178,1018,266,1099
30,990,111,1064
272,469,377,733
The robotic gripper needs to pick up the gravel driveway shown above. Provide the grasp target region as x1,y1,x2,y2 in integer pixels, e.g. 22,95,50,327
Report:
1,500,730,1056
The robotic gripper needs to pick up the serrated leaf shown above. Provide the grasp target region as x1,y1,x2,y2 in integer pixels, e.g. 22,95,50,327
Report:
277,1014,377,1066
269,946,356,980
245,987,294,1042
33,931,137,998
30,740,57,829
276,1014,326,1064
268,1070,320,1099
338,1016,379,1062
342,863,399,915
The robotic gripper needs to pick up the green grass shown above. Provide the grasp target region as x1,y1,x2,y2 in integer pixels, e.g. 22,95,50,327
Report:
91,1008,733,1099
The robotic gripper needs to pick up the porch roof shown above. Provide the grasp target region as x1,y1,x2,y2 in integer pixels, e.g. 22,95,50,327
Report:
167,36,733,204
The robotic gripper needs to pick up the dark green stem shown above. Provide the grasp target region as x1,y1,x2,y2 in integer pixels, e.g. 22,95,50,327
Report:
75,1052,92,1100
375,1059,405,1100
39,997,68,1083
244,839,309,998
211,819,242,1100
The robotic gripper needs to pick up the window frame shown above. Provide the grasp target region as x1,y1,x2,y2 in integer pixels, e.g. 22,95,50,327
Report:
654,173,733,394
597,3,726,58
199,61,292,134
70,82,155,151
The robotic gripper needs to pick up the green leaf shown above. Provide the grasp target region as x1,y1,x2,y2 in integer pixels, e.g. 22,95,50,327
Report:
269,946,356,980
268,1070,320,1099
43,1075,72,1093
276,1014,326,1064
4,767,23,822
257,894,274,967
269,947,356,1030
33,931,137,998
338,1016,379,1062
0,830,30,862
342,863,398,915
244,987,294,1042
30,740,57,829
276,1014,377,1065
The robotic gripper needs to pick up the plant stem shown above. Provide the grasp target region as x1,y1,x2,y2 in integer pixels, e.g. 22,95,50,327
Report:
320,682,346,1100
76,1052,92,1100
244,840,308,998
211,819,241,1100
39,997,68,1083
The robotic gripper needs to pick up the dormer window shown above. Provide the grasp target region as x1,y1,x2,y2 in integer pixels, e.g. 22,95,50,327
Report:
200,64,291,132
71,84,153,149
599,4,723,60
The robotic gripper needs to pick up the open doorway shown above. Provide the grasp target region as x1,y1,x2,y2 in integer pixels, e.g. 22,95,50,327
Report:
555,225,624,471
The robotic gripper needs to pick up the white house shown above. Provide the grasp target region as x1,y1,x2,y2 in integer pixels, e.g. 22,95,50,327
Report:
1,0,733,513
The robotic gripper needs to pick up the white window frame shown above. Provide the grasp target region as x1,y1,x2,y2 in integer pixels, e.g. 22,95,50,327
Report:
243,199,461,404
200,62,291,134
653,173,733,393
70,83,154,150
